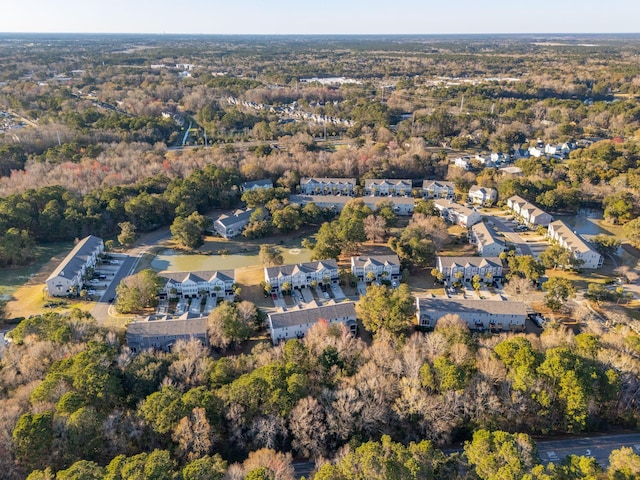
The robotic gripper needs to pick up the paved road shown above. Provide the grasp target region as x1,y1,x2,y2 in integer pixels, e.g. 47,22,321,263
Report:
91,228,172,322
91,255,137,322
293,433,640,478
487,216,534,256
536,432,640,467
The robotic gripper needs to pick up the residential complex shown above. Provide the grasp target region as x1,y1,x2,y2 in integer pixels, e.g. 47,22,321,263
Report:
158,270,235,300
422,180,455,199
265,260,339,292
46,235,104,297
126,313,208,353
267,301,357,345
506,195,553,227
434,199,481,228
213,208,255,238
364,179,412,196
436,256,503,285
547,220,603,269
241,178,273,192
468,185,497,205
416,297,527,331
469,222,506,257
351,254,401,282
300,177,357,195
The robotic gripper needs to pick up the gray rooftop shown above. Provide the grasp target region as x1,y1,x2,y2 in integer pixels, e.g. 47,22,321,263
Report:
215,208,255,227
351,254,400,268
438,256,502,269
46,235,103,281
471,222,504,247
265,260,338,279
301,177,357,185
434,199,476,217
549,220,598,255
416,297,527,316
364,179,412,188
268,301,356,329
242,179,273,190
159,270,234,284
127,314,208,337
423,180,455,189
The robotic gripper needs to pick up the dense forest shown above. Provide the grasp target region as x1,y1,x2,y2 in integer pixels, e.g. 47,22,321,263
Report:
1,310,640,479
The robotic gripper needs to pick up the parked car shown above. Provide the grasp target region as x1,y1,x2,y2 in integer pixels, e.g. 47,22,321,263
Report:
323,292,330,299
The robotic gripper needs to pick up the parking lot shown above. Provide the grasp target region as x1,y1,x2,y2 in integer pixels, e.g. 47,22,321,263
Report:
87,255,127,301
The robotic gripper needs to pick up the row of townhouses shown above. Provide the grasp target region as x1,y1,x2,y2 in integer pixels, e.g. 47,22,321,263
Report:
126,313,208,353
434,199,482,228
267,300,357,345
506,195,553,227
435,256,503,286
265,260,339,292
46,235,105,297
364,179,412,196
469,221,506,257
547,220,603,269
452,142,578,170
416,297,526,331
213,208,255,238
158,270,236,300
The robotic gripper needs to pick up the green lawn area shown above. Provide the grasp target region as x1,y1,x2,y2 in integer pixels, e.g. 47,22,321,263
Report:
0,241,74,301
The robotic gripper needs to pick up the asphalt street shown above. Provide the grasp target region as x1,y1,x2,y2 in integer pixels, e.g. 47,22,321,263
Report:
91,228,171,322
292,433,640,479
536,432,640,468
487,216,534,256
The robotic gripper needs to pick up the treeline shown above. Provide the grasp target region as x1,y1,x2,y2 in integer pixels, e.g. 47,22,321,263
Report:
1,311,640,478
0,164,240,265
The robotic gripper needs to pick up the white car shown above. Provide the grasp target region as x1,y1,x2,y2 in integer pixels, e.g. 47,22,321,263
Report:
323,292,330,299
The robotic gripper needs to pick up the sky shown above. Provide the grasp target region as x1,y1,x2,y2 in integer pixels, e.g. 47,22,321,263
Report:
1,0,639,35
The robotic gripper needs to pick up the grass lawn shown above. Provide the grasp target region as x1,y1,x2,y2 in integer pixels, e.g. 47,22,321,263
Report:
406,268,445,296
235,266,273,308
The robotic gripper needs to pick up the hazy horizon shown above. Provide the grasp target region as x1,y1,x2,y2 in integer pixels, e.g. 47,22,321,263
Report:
1,0,638,36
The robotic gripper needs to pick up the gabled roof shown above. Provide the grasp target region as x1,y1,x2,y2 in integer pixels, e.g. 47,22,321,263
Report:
416,297,527,316
469,185,496,196
365,179,412,188
423,180,455,189
351,254,400,268
301,177,357,185
471,222,504,247
437,256,502,270
46,235,103,282
265,260,338,279
127,314,207,337
242,179,273,190
549,220,598,255
159,270,234,284
434,199,477,218
268,301,356,329
215,208,255,227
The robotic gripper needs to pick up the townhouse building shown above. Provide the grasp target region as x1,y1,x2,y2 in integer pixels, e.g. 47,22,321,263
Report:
267,300,357,345
436,256,503,285
265,260,339,292
46,235,104,297
416,297,526,331
547,220,603,269
351,254,401,282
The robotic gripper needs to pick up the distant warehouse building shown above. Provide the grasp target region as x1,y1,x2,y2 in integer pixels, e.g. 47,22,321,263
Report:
45,235,104,297
416,297,526,331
